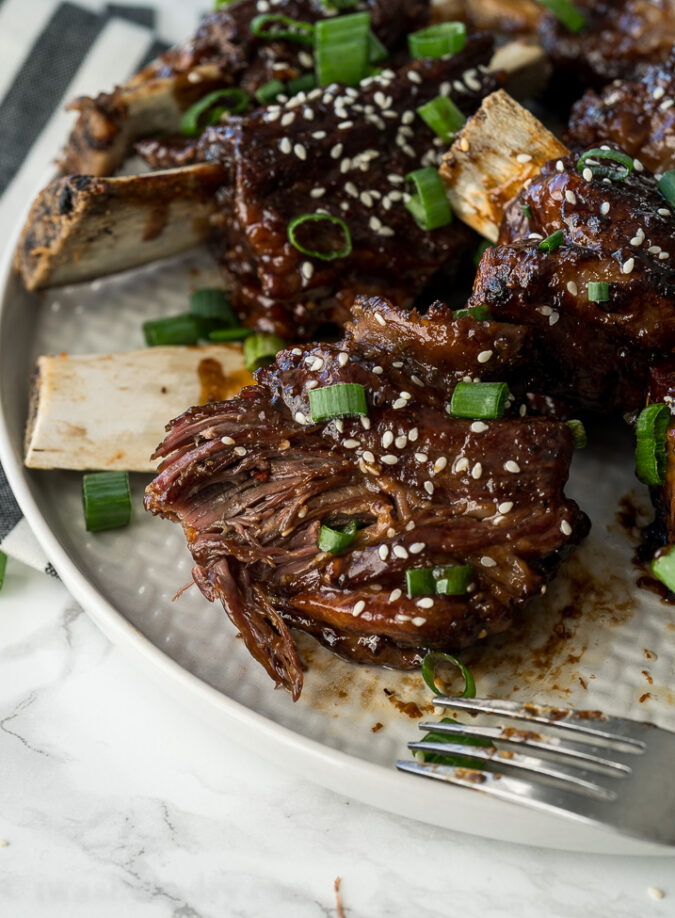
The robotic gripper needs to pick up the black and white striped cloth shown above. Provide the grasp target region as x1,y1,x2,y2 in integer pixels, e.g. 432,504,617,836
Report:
0,0,201,573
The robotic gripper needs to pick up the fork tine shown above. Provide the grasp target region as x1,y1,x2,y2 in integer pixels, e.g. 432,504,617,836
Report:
408,740,618,800
433,697,650,750
417,721,632,776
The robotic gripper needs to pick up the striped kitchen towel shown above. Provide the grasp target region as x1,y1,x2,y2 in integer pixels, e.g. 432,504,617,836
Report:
0,0,201,574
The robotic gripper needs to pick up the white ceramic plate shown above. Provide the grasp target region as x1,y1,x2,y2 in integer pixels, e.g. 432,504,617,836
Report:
2,195,674,856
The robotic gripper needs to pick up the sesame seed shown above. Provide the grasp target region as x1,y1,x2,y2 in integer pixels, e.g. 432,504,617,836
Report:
360,191,373,207
633,158,644,172
330,143,343,159
360,417,371,430
389,588,402,602
504,460,520,473
481,556,497,568
306,380,318,390
393,545,409,559
301,261,314,280
470,421,488,433
434,457,448,472
295,412,307,425
414,453,428,463
297,505,308,519
477,350,493,364
459,137,470,152
647,887,665,901
659,252,670,260
281,112,295,127
382,454,398,465
335,419,344,433
601,201,610,215
412,616,428,625
424,481,434,496
386,527,396,538
340,158,352,174
378,544,389,561
517,153,532,163
560,520,572,536
222,435,235,445
409,428,419,442
410,375,424,387
648,245,662,254
374,311,386,326
291,347,303,356
345,182,359,197
369,216,383,232
416,597,434,609
354,600,365,615
565,190,577,204
395,435,407,449
310,187,326,199
308,355,323,371
653,87,666,100
549,311,560,326
407,71,422,84
498,501,514,514
622,257,635,274
409,542,425,554
279,138,291,154
382,431,394,448
373,365,384,375
234,446,247,457
338,352,349,367
393,398,407,409
658,208,671,217
556,160,564,173
455,457,470,473
566,281,578,295
344,439,359,449
338,121,354,130
582,167,593,182
471,462,483,480
400,391,412,401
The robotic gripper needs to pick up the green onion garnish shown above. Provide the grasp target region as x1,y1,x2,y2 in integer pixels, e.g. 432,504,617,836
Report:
309,383,367,421
255,79,286,104
566,419,587,449
143,314,203,347
408,22,466,59
406,168,453,231
539,229,564,253
367,30,388,64
416,96,466,143
251,13,315,45
588,281,609,303
658,170,675,206
190,288,238,325
315,12,371,86
449,381,509,419
82,471,132,533
208,327,253,342
473,239,493,268
522,204,532,219
318,520,357,554
0,550,6,591
288,213,352,261
406,568,436,596
244,333,285,372
454,304,492,321
577,148,634,181
180,89,249,137
652,546,675,594
287,73,316,95
535,0,586,32
636,403,670,486
415,716,493,766
406,565,472,597
421,652,476,697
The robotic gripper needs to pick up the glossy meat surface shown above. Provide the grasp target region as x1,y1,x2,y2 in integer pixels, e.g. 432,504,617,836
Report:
539,0,675,88
469,151,675,412
145,296,588,699
567,50,675,174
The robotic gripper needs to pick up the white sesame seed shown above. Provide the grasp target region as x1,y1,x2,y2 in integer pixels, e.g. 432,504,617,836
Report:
540,305,553,316
409,428,419,442
412,616,428,625
549,311,560,326
382,431,394,448
504,460,520,473
360,416,371,430
374,311,386,326
455,457,470,473
659,252,670,260
386,527,396,538
566,281,578,295
378,544,389,561
414,453,428,463
301,261,314,280
393,545,409,559
393,398,407,410
294,411,307,425
565,190,577,205
477,349,493,364
335,419,344,433
601,201,610,215
354,600,365,615
297,505,308,519
400,391,412,401
389,588,402,602
234,446,247,457
369,216,382,232
498,501,514,514
308,355,323,371
407,71,422,84
338,121,354,130
331,143,343,159
362,450,375,464
633,158,644,173
281,112,295,127
648,245,662,254
409,542,425,554
279,137,291,154
382,454,398,465
556,160,564,173
560,520,573,536
338,352,349,367
470,421,488,433
291,347,303,356
344,439,359,449
340,158,352,174
221,436,235,445
395,435,407,449
434,457,448,472
481,556,497,568
647,887,665,901
424,481,434,496
622,257,635,274
410,374,424,388
658,208,671,217
306,380,318,390
373,365,384,375
517,153,532,163
405,521,415,532
471,462,483,480
310,187,326,199
416,597,434,609
653,87,666,100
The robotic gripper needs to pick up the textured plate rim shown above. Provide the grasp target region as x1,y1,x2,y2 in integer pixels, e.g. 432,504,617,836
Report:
0,177,671,858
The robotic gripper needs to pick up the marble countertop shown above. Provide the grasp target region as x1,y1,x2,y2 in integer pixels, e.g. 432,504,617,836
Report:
0,560,673,917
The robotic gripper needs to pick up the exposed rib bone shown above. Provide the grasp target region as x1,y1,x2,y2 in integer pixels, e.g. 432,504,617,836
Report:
15,162,224,291
439,90,569,242
25,345,254,471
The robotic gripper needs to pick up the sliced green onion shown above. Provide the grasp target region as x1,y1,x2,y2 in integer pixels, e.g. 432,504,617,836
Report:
539,229,564,253
415,716,493,766
406,168,453,231
0,550,6,591
473,239,493,268
408,22,466,59
288,213,352,260
287,73,316,95
522,204,532,219
658,170,675,206
320,0,358,8
255,79,286,104
251,13,315,45
180,89,249,137
434,565,473,595
417,96,466,143
454,304,492,321
536,0,586,32
421,651,476,697
636,403,670,486
318,520,357,554
652,546,675,594
315,12,370,86
190,288,238,325
309,383,367,421
143,314,203,347
244,333,285,372
208,327,254,342
82,471,132,533
406,568,437,597
566,419,587,449
577,148,633,181
588,281,609,303
367,30,388,64
449,381,509,419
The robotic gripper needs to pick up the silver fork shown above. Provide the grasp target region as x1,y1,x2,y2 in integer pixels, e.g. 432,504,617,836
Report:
396,697,675,847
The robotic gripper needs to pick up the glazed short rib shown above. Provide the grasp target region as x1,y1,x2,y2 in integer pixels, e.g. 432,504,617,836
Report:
145,297,589,700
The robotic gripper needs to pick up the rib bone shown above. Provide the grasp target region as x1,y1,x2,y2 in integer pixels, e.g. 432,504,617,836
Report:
25,345,254,471
15,162,224,291
439,90,569,242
